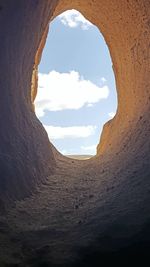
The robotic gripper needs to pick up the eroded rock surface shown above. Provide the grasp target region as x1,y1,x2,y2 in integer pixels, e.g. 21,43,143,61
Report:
0,0,150,266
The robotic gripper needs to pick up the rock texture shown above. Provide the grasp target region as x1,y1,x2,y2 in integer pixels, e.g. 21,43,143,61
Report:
0,1,57,203
0,0,150,266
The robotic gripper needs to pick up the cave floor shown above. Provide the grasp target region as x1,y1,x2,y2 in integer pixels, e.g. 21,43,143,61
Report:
1,151,150,266
0,155,114,265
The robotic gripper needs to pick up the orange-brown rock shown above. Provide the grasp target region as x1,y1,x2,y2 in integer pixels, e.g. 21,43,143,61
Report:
0,0,150,266
31,26,49,108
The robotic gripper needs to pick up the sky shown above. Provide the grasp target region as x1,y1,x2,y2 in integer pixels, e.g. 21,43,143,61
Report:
34,10,117,155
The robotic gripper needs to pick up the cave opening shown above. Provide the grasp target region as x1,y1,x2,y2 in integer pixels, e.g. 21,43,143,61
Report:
34,9,118,159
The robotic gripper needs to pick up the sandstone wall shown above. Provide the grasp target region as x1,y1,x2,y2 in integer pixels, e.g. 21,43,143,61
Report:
53,0,150,156
0,0,149,202
0,0,149,204
33,0,150,159
0,0,58,202
0,0,150,265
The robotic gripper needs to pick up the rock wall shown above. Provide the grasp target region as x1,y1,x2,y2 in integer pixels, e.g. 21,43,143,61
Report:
0,0,150,265
31,25,49,110
53,0,150,156
0,0,149,204
0,0,58,202
33,0,150,159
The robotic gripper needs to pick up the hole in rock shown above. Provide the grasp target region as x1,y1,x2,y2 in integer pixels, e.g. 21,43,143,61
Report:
34,9,118,160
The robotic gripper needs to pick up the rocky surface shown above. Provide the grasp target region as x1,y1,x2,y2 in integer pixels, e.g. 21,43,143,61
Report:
0,0,149,266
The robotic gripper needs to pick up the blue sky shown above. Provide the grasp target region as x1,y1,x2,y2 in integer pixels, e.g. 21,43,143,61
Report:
35,10,117,155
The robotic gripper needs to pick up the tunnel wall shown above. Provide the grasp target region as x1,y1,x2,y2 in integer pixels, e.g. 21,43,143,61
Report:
53,0,150,157
0,0,149,203
0,0,59,202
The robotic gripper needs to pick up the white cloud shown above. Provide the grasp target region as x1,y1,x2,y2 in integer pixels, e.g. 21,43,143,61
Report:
101,77,107,83
58,9,93,30
81,144,97,154
43,125,97,140
108,112,116,118
35,71,109,117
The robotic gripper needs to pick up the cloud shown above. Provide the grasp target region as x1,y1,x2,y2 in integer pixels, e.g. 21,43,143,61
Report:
81,144,97,154
58,9,93,30
108,112,116,118
35,71,109,117
43,125,97,140
101,77,107,83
